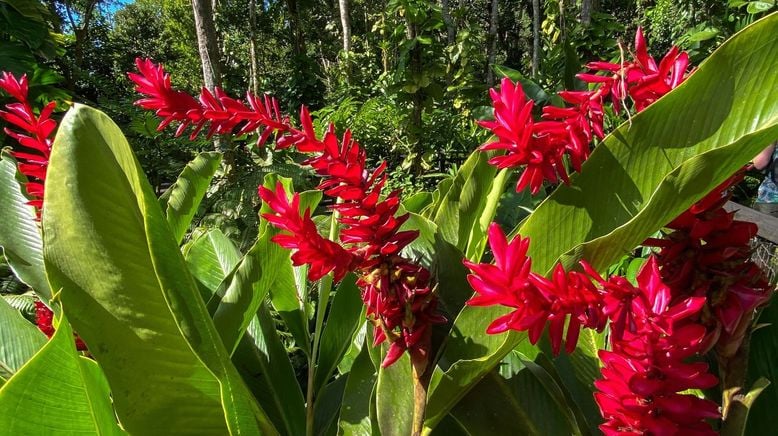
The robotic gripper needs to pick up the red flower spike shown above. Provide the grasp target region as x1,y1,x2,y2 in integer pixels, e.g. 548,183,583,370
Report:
0,72,58,219
133,59,444,367
480,29,693,195
594,256,719,436
258,183,354,282
129,58,289,147
479,78,568,195
463,223,606,353
645,170,773,357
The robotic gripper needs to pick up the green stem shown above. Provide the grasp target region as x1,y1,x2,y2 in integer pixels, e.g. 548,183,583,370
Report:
305,205,341,436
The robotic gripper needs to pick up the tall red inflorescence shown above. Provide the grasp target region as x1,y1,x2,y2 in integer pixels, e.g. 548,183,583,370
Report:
479,28,693,196
130,59,445,368
1,72,88,351
463,223,606,355
592,258,719,436
0,73,57,216
464,228,721,433
645,172,773,358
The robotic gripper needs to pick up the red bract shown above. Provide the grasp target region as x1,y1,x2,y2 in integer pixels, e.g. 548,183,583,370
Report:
132,59,444,367
580,27,693,113
128,58,289,145
0,72,57,216
594,257,719,436
463,223,605,354
645,171,772,357
480,29,693,196
34,301,87,351
257,183,355,281
479,78,569,195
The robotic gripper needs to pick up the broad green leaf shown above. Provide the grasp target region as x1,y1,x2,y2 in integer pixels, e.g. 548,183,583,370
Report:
545,330,605,433
208,177,321,355
0,312,124,434
0,150,50,300
184,228,242,297
338,344,378,435
207,226,288,354
233,302,306,436
165,151,222,243
431,149,499,257
0,296,45,376
376,352,414,436
427,15,778,430
314,273,363,392
465,168,509,261
43,104,276,435
746,295,778,435
314,376,348,436
403,191,433,213
445,367,571,436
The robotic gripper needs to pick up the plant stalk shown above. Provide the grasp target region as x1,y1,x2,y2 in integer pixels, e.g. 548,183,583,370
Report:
305,203,341,436
718,328,752,433
411,341,431,436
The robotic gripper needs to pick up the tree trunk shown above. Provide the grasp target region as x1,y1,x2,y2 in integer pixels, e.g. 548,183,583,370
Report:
581,0,593,26
486,0,499,87
440,0,456,45
285,0,306,56
249,0,260,95
531,0,540,78
191,0,225,152
338,0,351,53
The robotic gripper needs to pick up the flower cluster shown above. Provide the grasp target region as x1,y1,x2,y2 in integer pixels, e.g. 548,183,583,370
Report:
465,226,720,434
464,223,605,354
1,72,90,350
646,172,773,358
0,72,57,216
479,28,692,195
593,258,719,436
130,60,445,367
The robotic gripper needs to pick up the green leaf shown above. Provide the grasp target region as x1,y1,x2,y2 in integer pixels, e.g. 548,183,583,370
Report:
207,227,287,354
314,376,348,435
43,104,276,435
376,352,414,436
233,302,306,436
431,150,499,257
747,1,774,14
338,344,378,435
0,295,45,376
184,228,242,298
0,311,124,434
165,151,222,243
746,294,778,435
447,366,573,435
428,14,778,430
314,273,364,392
0,150,50,300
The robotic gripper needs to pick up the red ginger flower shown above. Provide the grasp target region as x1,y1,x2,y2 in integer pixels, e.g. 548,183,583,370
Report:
0,72,57,216
479,78,569,195
594,257,719,436
463,223,605,354
128,58,289,145
645,171,772,357
131,59,443,367
480,29,692,196
579,27,692,114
